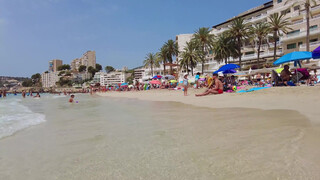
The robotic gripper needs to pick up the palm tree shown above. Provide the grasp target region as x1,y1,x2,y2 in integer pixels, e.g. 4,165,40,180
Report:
164,39,179,74
268,13,292,61
285,0,317,53
143,53,159,77
212,32,238,64
228,17,250,70
192,27,215,74
250,22,271,68
157,46,168,75
179,41,200,76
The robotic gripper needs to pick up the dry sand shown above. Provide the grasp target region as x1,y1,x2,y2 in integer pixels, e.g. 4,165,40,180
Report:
97,86,320,123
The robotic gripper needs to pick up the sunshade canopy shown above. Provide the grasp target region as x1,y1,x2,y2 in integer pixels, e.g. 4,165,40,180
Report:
273,51,312,65
313,46,320,59
214,64,240,74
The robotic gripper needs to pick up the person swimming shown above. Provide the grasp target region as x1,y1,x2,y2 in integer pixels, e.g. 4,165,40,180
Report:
69,95,75,103
34,92,40,98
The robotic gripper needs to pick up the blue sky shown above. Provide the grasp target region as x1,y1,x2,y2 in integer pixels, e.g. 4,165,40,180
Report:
0,0,268,77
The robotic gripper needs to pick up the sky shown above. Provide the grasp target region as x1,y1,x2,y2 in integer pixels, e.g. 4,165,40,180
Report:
0,0,268,77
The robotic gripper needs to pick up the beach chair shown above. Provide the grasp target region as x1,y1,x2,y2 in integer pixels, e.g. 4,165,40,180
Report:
271,70,282,86
291,71,304,84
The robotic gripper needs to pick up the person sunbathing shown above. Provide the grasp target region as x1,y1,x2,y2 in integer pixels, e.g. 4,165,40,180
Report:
195,73,223,97
280,65,292,86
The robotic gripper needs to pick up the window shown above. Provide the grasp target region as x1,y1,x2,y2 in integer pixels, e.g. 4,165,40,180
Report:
298,42,303,46
287,30,300,36
245,51,255,55
310,25,318,31
287,43,297,49
310,39,318,43
281,9,291,15
294,6,300,11
277,0,282,3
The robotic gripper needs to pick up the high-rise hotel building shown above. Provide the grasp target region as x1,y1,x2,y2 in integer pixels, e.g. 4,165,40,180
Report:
49,59,63,72
71,51,96,71
176,0,320,72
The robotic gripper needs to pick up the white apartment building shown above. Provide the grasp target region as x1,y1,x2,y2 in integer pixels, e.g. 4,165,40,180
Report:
41,72,59,88
176,0,320,73
93,71,127,86
72,72,92,82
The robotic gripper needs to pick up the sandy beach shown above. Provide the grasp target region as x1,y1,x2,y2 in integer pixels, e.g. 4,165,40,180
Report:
97,86,320,123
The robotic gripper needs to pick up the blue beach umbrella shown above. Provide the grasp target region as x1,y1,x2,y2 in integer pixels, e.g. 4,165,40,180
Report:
214,64,240,74
152,75,162,79
222,69,237,74
273,51,312,65
121,83,128,86
312,46,320,59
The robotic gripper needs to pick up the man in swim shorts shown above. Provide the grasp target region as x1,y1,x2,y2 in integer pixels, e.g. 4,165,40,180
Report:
195,73,223,97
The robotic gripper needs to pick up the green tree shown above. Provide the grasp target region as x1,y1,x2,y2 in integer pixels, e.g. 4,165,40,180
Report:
179,41,200,76
143,53,159,77
31,73,41,85
212,32,238,64
285,0,317,53
22,79,33,87
192,27,215,73
250,22,271,67
228,18,250,70
157,46,168,75
105,66,115,73
95,63,102,71
268,13,292,61
57,64,71,71
163,39,179,74
88,66,97,77
78,65,87,72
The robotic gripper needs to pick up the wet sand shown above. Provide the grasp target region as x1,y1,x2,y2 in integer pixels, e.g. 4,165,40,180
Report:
1,95,320,179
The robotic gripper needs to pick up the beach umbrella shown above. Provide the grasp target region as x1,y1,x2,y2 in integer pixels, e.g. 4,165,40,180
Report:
222,69,237,74
214,64,240,74
275,68,283,74
312,46,320,59
233,72,247,76
273,51,312,65
162,75,175,80
121,83,128,86
149,80,161,85
152,75,162,79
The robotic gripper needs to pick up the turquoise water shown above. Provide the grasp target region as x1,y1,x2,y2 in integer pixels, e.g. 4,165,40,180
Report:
1,94,320,179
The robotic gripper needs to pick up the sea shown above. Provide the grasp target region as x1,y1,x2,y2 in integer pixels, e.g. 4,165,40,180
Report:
1,94,320,180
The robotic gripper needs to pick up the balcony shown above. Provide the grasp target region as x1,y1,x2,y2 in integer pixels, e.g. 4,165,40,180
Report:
281,27,320,41
299,41,320,49
243,13,268,23
228,50,283,62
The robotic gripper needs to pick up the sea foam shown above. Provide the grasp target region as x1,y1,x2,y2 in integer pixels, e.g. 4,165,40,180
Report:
0,99,46,139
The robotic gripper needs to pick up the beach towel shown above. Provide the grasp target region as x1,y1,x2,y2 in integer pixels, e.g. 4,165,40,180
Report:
237,87,271,93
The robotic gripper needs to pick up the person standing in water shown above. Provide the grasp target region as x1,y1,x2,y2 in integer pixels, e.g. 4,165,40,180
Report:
22,90,26,98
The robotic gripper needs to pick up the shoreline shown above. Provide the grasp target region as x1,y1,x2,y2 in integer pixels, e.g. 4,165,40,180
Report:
97,86,320,123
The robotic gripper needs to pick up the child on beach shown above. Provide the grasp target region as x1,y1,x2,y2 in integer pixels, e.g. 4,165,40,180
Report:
183,74,188,96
